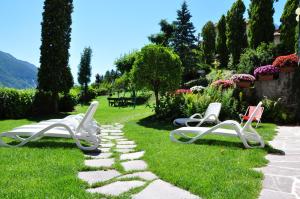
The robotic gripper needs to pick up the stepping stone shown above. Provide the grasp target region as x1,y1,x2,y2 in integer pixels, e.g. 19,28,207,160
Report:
87,180,145,196
102,129,122,133
121,160,148,171
100,132,109,136
117,141,135,145
85,158,114,168
102,136,124,140
111,132,124,136
259,189,296,199
85,152,112,159
263,175,294,193
132,179,200,199
120,151,145,161
260,166,300,177
116,144,136,149
98,147,111,152
117,171,158,181
116,138,128,141
269,162,300,169
101,143,114,148
78,170,121,185
115,148,135,153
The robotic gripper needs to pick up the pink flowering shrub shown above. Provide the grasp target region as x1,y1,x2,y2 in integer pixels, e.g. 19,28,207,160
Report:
175,89,192,94
272,54,298,68
230,74,256,83
254,65,279,77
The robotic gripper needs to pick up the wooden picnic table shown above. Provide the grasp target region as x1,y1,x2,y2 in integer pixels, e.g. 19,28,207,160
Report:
107,97,136,107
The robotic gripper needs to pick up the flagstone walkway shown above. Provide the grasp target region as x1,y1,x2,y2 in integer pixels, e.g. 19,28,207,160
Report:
78,123,200,199
258,126,300,199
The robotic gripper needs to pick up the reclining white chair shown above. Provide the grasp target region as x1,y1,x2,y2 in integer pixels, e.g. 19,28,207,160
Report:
173,102,221,127
170,102,265,148
0,101,100,151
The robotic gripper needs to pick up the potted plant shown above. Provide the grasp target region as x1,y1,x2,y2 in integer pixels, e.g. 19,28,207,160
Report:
254,65,279,81
272,54,298,73
211,80,234,89
230,74,255,88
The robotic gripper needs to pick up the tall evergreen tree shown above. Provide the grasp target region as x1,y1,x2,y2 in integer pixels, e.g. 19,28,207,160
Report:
280,0,298,53
148,19,175,47
172,1,197,81
78,47,92,101
38,0,73,113
201,21,216,65
248,0,275,49
95,73,103,85
216,15,229,68
226,0,248,67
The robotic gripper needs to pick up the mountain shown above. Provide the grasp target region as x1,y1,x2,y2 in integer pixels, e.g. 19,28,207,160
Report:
0,51,38,89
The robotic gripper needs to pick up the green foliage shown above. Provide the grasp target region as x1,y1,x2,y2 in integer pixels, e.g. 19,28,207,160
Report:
114,51,138,74
280,0,298,54
78,47,92,102
226,0,248,68
38,0,73,112
0,88,35,118
248,0,275,48
58,93,77,112
237,43,276,73
148,19,175,47
216,15,229,68
206,69,234,83
78,87,97,104
184,77,209,88
201,21,216,65
172,1,198,81
132,44,182,108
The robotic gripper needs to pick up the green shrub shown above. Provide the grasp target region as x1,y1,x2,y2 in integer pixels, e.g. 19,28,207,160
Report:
184,77,209,88
0,88,35,118
78,87,97,104
58,93,77,112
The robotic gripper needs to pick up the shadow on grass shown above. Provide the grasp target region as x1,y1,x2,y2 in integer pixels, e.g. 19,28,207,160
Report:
25,112,70,123
137,115,173,131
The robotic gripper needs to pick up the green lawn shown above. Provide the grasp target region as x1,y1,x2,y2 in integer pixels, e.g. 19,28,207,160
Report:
0,96,278,199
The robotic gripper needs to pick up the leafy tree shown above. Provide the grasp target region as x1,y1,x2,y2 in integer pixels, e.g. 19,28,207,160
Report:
226,0,248,68
248,0,275,49
132,44,182,110
38,0,73,113
280,0,298,53
172,1,197,81
114,51,138,74
148,19,175,47
216,15,229,68
78,47,92,101
201,21,216,65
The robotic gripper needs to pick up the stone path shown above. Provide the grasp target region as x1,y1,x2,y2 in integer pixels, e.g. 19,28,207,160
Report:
78,123,201,198
258,126,300,199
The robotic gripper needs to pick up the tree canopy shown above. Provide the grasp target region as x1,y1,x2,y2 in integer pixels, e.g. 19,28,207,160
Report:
201,21,216,65
216,15,229,68
78,47,92,101
148,19,175,47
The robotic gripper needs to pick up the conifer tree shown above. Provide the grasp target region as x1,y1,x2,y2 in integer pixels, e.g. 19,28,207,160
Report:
172,1,197,81
148,19,175,47
38,0,73,113
280,0,298,53
78,47,92,101
216,15,229,68
248,0,275,48
201,21,216,65
226,0,248,67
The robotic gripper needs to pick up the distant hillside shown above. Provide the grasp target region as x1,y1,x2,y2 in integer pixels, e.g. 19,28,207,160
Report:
0,51,37,89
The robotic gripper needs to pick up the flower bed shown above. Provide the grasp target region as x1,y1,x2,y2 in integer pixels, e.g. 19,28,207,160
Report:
211,80,234,89
230,74,255,88
175,89,192,94
272,54,298,72
190,86,205,93
254,65,279,81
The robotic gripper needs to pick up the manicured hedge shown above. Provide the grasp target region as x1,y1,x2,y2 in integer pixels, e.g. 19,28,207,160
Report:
0,88,35,118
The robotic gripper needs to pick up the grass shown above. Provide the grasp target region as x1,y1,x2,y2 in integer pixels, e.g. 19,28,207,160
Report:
0,96,279,199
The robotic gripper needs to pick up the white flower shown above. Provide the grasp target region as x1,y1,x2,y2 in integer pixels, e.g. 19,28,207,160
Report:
190,86,205,92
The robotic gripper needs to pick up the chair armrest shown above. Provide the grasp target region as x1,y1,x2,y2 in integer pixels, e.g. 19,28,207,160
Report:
190,113,203,119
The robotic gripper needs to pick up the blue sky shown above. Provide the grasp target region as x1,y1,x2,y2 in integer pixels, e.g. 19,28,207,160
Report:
0,0,286,82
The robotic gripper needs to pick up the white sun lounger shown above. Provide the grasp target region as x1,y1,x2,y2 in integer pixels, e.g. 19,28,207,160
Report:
170,102,265,148
173,102,221,127
0,101,101,151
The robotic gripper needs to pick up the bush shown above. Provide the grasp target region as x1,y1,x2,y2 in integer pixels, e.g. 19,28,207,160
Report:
183,77,209,88
211,80,234,89
58,93,77,112
253,65,280,77
78,87,97,104
230,74,256,83
237,43,276,73
206,69,234,83
0,88,35,118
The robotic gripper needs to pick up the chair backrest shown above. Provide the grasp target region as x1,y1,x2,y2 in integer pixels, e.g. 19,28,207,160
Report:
243,102,263,129
204,102,222,119
247,106,264,120
76,101,99,133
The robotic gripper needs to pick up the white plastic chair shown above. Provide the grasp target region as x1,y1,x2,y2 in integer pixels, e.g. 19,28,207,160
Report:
170,102,265,148
173,102,222,127
0,101,100,151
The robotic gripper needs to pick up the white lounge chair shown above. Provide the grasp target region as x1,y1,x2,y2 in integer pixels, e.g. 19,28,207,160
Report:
173,102,221,127
0,101,101,151
170,102,265,148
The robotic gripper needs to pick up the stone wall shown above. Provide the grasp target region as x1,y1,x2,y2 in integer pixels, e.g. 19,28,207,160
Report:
254,72,296,107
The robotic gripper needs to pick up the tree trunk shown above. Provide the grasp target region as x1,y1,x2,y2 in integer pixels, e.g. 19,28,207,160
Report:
52,91,59,113
154,89,159,113
84,84,88,102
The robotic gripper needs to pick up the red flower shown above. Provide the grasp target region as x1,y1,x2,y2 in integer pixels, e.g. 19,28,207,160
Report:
272,54,298,68
175,89,192,94
211,80,234,89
